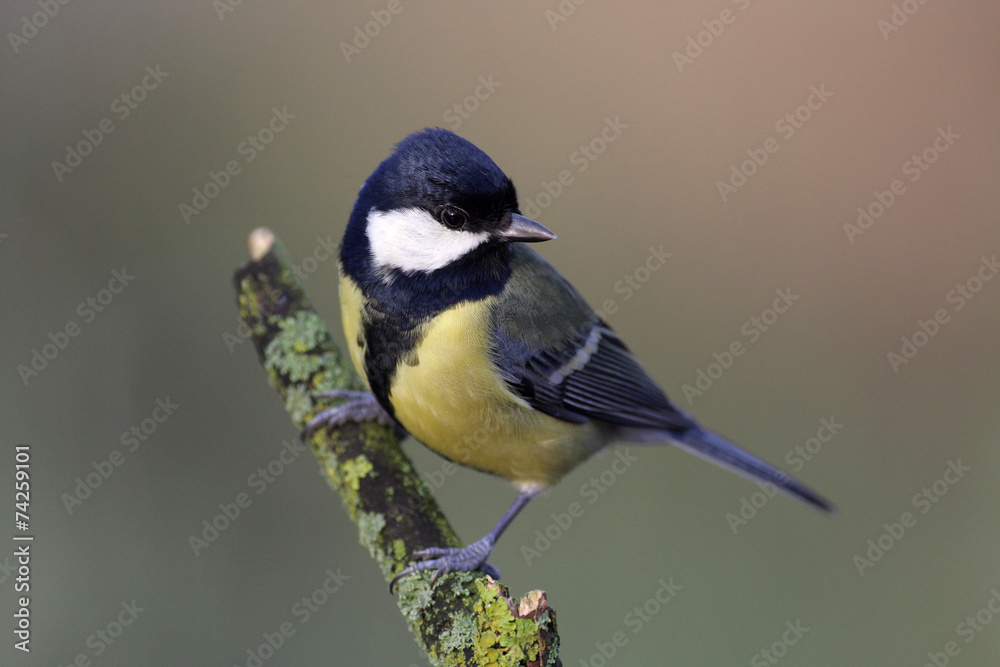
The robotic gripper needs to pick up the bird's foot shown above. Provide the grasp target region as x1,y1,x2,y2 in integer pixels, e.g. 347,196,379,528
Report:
390,535,501,593
302,389,394,439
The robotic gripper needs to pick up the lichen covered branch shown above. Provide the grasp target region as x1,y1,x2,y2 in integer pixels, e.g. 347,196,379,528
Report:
233,228,561,666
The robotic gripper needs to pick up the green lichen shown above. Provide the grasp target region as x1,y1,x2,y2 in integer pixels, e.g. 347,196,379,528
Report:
319,457,348,511
341,454,375,491
284,385,314,425
393,538,407,562
311,357,360,393
264,311,329,382
396,576,436,625
318,453,375,517
539,608,560,667
315,447,339,478
472,579,541,666
357,511,391,576
439,611,476,654
448,572,479,599
236,288,262,324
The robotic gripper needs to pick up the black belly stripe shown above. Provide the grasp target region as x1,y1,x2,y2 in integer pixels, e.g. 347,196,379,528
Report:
361,308,424,418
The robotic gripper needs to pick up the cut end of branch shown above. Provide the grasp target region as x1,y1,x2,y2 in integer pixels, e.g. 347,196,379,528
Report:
517,588,551,619
247,227,275,261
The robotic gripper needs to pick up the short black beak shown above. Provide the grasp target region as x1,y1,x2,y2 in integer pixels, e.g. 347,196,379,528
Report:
500,213,557,243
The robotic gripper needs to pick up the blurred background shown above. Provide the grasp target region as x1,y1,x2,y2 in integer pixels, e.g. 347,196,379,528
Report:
2,1,999,664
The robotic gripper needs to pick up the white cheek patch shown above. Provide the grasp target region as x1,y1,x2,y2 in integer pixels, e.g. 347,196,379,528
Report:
366,207,489,274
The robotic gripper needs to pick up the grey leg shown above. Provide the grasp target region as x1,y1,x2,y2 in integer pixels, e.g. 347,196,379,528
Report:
390,489,538,593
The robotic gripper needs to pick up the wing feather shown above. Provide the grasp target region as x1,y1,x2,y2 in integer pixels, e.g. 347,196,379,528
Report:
490,246,695,433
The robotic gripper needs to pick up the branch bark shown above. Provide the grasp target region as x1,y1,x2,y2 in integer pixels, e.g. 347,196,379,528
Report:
233,228,561,666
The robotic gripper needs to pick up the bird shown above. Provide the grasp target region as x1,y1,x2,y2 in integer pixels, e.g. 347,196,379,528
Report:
304,127,834,592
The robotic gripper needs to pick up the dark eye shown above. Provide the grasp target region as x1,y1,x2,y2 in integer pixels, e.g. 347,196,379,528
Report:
439,206,468,230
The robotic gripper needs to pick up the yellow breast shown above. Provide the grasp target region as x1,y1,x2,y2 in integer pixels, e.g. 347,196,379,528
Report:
339,270,607,489
339,271,369,391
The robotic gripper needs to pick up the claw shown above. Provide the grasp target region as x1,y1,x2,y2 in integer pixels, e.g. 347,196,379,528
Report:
389,536,499,593
388,491,538,594
301,389,393,439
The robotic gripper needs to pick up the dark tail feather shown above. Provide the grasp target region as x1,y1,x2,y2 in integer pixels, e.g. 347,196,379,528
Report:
676,428,835,513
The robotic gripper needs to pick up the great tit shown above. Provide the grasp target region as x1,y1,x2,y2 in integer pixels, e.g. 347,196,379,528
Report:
306,128,834,591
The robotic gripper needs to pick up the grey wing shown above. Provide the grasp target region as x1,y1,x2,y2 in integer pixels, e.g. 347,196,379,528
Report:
490,245,696,432
490,248,836,513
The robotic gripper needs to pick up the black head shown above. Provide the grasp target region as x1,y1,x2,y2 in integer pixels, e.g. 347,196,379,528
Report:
341,128,554,280
370,128,517,232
